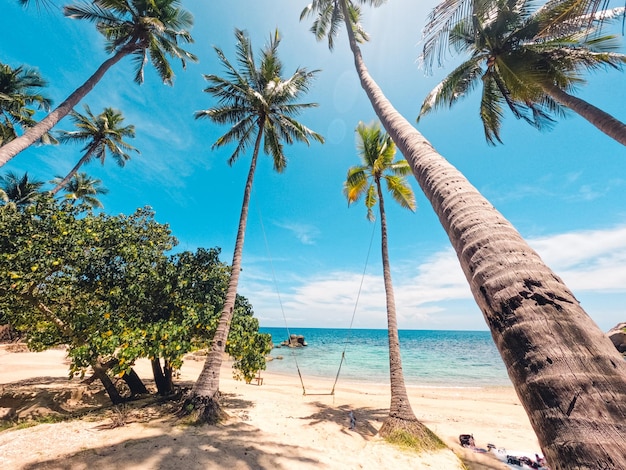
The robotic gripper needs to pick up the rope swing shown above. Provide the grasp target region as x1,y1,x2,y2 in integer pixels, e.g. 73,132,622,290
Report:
256,195,377,396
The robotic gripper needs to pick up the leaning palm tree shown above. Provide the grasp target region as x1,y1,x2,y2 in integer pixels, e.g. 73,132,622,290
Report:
0,63,56,146
51,172,108,208
301,1,626,467
417,0,626,145
0,0,196,167
345,122,441,446
0,171,44,206
187,29,324,423
50,105,137,195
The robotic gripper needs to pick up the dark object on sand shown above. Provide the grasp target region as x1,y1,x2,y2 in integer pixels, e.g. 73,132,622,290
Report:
507,455,522,465
459,434,475,447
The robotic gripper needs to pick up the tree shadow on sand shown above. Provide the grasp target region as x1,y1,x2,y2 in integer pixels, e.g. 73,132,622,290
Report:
302,401,387,438
0,376,109,421
18,417,323,470
301,401,507,470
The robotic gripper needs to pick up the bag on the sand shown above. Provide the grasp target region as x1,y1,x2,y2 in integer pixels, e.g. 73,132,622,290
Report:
459,434,475,447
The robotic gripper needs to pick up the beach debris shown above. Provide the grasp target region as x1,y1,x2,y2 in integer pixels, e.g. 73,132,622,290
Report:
459,434,475,448
349,410,356,430
465,436,549,469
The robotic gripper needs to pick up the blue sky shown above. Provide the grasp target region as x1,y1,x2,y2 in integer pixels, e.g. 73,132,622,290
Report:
3,0,626,331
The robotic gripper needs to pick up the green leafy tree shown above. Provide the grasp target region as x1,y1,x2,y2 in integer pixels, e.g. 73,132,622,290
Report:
301,1,626,467
417,0,626,145
0,202,177,402
51,172,109,208
51,106,137,194
0,0,196,167
344,122,437,444
0,63,56,146
189,28,324,423
0,200,270,403
105,247,270,397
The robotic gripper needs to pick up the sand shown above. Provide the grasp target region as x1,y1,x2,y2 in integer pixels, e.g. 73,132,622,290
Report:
0,345,542,469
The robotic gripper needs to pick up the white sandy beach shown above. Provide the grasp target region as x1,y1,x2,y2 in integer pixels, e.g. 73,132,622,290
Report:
0,345,542,469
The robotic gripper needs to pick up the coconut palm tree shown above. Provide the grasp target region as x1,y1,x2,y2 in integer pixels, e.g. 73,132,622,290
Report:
0,0,196,167
345,122,441,444
0,171,44,206
50,105,137,195
420,0,615,71
417,0,626,145
301,1,626,467
0,63,56,146
188,29,324,423
51,172,108,208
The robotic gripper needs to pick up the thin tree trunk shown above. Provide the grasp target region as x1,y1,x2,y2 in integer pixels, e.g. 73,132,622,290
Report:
0,47,133,167
50,151,94,195
542,82,626,146
121,367,148,396
92,360,124,405
376,181,413,419
187,120,265,423
151,358,174,396
339,1,626,467
375,179,437,443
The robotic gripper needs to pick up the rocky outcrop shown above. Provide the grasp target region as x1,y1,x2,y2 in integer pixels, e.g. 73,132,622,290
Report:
607,322,626,354
279,334,307,348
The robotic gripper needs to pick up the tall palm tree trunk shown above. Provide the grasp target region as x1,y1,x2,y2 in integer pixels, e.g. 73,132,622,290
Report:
339,1,626,468
188,121,265,423
375,179,436,443
542,82,626,146
0,46,134,167
50,150,95,195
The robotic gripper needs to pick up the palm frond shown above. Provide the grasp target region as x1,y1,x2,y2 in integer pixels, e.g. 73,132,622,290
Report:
364,184,377,222
480,72,506,145
384,174,416,211
418,55,485,120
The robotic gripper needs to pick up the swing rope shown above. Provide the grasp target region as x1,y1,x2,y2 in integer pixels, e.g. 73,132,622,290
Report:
255,191,377,396
329,218,377,396
255,199,307,396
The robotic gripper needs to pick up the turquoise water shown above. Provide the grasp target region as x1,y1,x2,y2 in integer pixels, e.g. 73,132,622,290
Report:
260,328,511,388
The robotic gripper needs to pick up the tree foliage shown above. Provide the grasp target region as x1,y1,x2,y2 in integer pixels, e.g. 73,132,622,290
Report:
0,198,270,401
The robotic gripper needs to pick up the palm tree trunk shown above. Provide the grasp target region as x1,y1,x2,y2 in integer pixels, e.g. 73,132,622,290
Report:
375,179,435,442
187,120,265,423
542,82,626,146
0,46,133,167
50,150,94,195
339,1,626,468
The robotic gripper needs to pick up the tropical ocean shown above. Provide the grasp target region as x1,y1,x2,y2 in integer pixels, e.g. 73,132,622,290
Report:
260,327,512,388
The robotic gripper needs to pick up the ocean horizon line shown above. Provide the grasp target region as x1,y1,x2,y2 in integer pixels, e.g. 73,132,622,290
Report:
260,326,492,333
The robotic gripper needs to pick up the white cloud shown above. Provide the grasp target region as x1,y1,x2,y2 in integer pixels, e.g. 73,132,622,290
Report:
529,225,626,291
274,221,320,245
240,224,626,329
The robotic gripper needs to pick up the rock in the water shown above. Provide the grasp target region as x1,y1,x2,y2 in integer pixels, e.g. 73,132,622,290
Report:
280,334,307,348
608,322,626,354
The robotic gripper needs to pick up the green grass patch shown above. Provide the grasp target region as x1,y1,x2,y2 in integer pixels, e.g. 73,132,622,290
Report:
1,414,69,432
384,428,447,453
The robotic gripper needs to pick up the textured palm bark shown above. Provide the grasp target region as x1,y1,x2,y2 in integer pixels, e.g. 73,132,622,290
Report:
190,122,265,421
0,46,133,167
339,1,626,467
374,179,419,430
542,82,626,146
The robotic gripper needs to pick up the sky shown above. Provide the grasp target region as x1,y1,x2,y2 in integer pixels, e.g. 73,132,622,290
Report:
2,0,626,332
